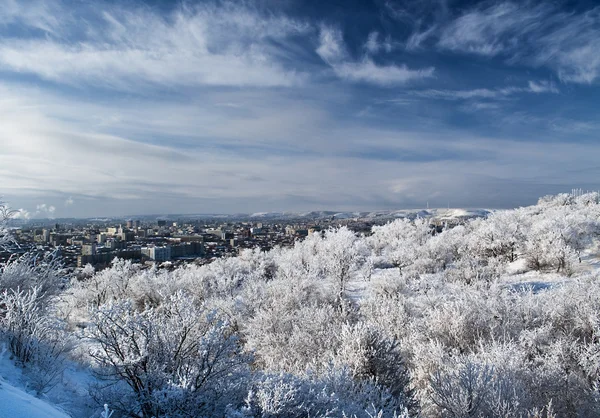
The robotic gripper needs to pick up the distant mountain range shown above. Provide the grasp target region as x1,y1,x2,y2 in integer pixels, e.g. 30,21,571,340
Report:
125,208,492,222
244,208,492,221
9,208,492,225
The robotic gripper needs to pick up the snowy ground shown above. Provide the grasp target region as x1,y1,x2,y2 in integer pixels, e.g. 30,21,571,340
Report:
578,242,600,273
501,243,600,292
0,346,71,418
0,380,71,418
347,241,600,304
0,344,97,418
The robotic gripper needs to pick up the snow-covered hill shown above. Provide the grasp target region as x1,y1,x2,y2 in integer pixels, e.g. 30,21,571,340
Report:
0,347,72,418
0,344,97,418
0,380,71,418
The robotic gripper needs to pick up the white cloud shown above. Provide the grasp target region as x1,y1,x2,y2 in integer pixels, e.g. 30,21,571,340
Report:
409,2,600,84
527,9,599,84
0,0,63,34
12,208,30,220
0,1,309,89
316,26,434,86
364,31,392,54
412,81,558,100
0,83,337,205
548,119,600,134
405,25,437,50
437,2,546,56
65,197,74,206
365,31,381,54
414,88,504,100
460,101,502,113
35,203,55,217
316,26,346,63
335,59,435,85
527,80,558,94
536,33,600,84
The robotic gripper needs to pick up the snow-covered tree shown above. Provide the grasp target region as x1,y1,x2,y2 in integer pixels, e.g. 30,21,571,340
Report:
0,201,14,249
88,292,250,417
0,251,64,304
0,287,71,394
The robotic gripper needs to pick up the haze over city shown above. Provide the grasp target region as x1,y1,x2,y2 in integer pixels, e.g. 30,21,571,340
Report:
2,0,599,218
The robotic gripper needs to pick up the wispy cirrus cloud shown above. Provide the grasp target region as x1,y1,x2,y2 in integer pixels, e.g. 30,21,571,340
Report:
0,0,64,34
334,60,435,86
528,8,600,84
364,31,393,54
0,2,310,89
527,81,559,94
412,80,558,100
436,2,548,56
403,2,600,84
316,26,434,86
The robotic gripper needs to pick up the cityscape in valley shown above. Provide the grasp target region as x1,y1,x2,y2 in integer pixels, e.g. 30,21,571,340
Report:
2,0,600,417
5,208,488,271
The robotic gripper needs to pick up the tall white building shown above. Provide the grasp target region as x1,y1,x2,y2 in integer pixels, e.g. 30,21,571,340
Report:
142,245,171,262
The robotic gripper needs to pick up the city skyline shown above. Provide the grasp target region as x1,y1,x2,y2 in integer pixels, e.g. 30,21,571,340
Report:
2,0,600,218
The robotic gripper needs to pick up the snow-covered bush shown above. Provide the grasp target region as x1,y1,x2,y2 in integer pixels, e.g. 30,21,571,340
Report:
243,367,411,418
69,258,140,312
88,291,250,417
334,322,415,409
428,358,493,417
0,203,13,249
0,251,65,304
0,287,72,394
369,218,432,273
245,303,345,374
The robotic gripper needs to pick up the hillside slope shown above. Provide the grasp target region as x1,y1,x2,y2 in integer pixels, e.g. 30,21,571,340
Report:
0,380,70,418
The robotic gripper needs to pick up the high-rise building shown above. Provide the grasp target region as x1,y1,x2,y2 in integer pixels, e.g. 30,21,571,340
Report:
97,233,107,244
120,231,135,242
170,242,204,258
82,243,97,256
154,246,171,261
142,245,171,262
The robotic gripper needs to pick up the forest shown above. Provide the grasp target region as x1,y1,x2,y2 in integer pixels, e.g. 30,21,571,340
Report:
2,192,600,417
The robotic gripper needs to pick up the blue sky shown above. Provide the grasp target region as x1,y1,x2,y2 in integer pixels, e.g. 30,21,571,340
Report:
1,0,599,218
